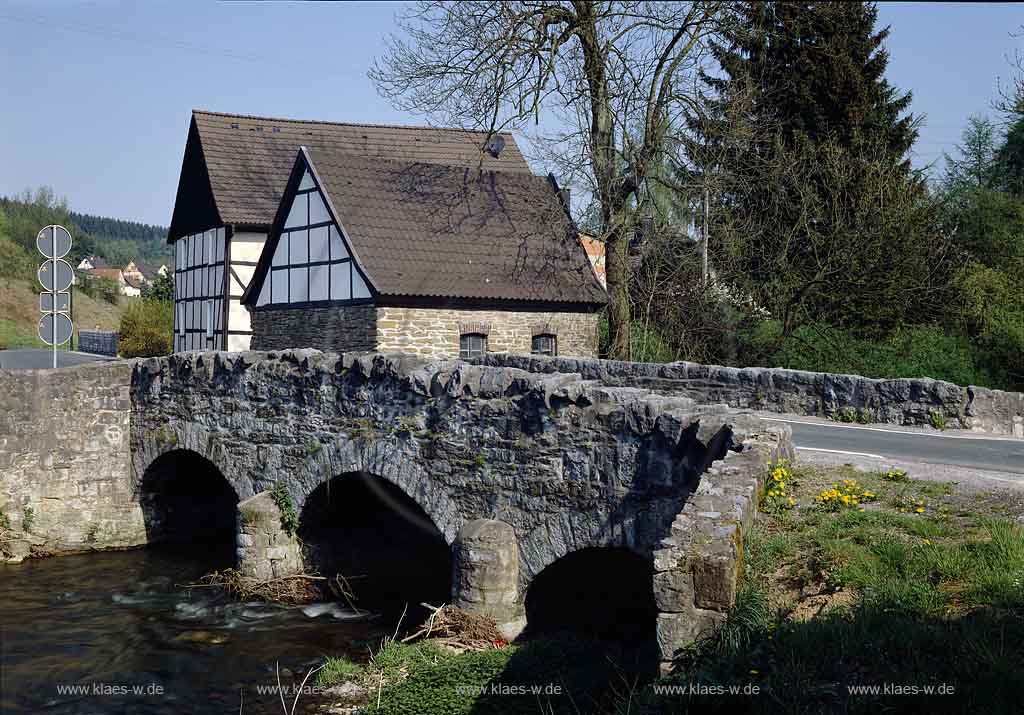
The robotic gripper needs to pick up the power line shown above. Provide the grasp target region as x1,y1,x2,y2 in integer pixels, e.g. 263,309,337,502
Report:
0,9,359,77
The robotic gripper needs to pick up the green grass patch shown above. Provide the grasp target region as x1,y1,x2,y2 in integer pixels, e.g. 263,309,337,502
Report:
0,318,48,349
316,656,362,687
638,465,1024,713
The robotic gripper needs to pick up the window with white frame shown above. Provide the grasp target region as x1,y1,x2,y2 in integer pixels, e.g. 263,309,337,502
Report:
531,333,557,356
459,333,488,359
173,227,225,352
255,171,371,308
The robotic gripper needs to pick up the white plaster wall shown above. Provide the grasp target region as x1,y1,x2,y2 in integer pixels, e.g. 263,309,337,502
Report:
226,231,266,351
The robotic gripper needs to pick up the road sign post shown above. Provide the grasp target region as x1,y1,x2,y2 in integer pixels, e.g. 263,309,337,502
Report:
36,225,74,368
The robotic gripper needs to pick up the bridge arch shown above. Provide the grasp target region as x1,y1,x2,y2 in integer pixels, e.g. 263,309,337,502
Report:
132,423,254,503
296,436,465,545
516,509,652,589
522,546,657,644
138,448,239,548
297,469,453,614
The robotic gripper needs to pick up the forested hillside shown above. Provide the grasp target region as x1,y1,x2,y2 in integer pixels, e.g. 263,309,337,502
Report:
0,188,171,270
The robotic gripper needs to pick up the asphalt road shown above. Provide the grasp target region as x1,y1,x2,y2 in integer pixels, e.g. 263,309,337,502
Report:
0,348,116,370
764,417,1024,476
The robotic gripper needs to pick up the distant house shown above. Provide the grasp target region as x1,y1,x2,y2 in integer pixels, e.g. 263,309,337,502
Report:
167,110,605,355
77,255,107,271
579,233,607,288
86,267,141,297
122,274,144,297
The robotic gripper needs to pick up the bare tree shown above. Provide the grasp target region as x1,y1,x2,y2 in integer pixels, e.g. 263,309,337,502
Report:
370,1,724,359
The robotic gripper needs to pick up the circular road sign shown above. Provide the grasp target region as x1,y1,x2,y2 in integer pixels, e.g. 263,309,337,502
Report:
38,259,74,292
38,312,74,346
36,225,73,259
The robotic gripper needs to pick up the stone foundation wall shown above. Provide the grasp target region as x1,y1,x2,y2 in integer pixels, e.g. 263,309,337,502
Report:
376,306,599,359
476,354,1024,437
249,303,600,359
250,304,377,352
0,363,145,562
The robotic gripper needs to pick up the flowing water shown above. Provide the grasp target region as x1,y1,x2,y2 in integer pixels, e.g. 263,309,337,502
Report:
0,543,392,714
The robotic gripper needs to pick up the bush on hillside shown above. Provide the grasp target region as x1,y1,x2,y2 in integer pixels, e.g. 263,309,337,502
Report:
118,299,172,358
76,274,121,304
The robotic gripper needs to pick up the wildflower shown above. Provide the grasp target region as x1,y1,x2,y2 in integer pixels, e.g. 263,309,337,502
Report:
915,507,925,513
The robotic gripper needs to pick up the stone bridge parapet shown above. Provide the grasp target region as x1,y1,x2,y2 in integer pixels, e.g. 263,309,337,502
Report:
475,354,1024,437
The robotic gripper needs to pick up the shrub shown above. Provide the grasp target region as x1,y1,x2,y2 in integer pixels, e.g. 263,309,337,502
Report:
598,315,678,362
118,299,172,357
270,481,299,535
0,232,36,282
86,276,122,304
743,322,1002,388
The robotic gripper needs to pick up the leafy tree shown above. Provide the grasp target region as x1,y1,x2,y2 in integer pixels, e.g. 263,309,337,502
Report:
144,272,174,302
688,2,952,341
995,114,1024,196
0,207,37,282
943,115,999,195
940,109,1024,390
371,1,725,359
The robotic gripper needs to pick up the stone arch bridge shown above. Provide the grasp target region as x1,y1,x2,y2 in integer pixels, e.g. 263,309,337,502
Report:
129,350,790,665
0,349,790,668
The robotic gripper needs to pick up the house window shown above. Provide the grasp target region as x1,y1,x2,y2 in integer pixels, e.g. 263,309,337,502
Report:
531,333,557,356
460,333,488,359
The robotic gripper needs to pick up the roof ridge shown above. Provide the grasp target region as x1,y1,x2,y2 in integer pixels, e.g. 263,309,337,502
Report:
192,109,518,137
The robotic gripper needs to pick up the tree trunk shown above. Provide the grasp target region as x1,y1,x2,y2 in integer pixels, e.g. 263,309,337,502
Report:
604,225,631,361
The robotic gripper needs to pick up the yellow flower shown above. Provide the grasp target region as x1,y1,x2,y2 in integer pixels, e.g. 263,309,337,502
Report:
923,539,932,545
915,507,925,513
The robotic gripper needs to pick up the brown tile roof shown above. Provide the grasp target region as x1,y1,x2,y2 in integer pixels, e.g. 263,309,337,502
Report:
88,268,123,282
173,110,531,237
245,147,607,306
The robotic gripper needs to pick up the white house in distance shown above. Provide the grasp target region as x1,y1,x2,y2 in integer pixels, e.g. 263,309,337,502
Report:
166,109,564,352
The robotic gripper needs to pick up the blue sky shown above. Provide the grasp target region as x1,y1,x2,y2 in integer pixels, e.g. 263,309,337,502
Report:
1,1,1022,226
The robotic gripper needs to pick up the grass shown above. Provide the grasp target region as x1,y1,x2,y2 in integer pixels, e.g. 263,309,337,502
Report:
637,463,1024,713
315,634,656,715
315,656,362,687
0,277,124,350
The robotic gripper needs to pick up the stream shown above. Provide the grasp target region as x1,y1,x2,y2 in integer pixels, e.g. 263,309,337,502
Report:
0,543,391,714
